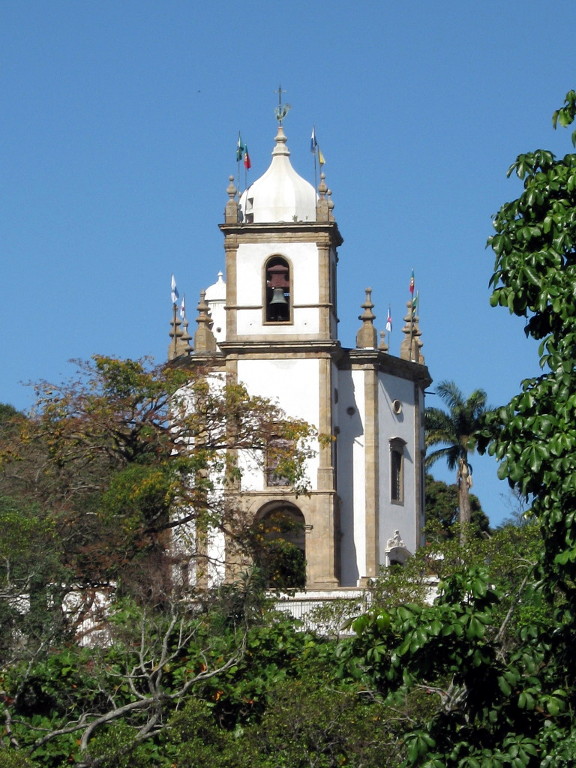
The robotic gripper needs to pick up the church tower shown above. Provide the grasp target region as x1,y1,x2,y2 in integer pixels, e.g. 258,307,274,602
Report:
173,116,431,589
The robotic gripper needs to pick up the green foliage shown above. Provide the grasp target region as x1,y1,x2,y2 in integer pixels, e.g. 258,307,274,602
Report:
0,495,76,665
256,538,306,588
551,90,576,145
0,748,39,768
100,463,173,533
425,381,488,473
0,356,319,641
197,615,326,729
8,94,576,767
83,722,162,768
483,92,576,596
238,676,403,768
0,356,322,764
425,381,489,539
338,92,576,764
342,566,570,767
0,520,562,768
425,473,490,539
338,90,576,767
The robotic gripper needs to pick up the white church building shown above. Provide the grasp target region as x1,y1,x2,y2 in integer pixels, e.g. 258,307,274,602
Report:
168,118,431,590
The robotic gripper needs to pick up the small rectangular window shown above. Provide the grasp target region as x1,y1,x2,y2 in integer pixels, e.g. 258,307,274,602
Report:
390,438,405,504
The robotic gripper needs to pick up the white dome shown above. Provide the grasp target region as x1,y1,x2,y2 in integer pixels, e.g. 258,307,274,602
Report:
204,271,226,343
239,126,316,223
205,271,226,302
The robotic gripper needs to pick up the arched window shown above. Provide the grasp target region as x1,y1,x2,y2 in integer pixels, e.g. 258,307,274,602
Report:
264,256,291,323
253,504,306,588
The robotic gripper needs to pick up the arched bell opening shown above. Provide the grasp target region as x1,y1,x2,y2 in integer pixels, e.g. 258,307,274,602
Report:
264,256,292,323
252,502,306,589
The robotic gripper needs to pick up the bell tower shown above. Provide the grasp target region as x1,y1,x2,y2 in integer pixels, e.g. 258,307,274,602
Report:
216,122,343,588
177,112,431,590
221,125,341,346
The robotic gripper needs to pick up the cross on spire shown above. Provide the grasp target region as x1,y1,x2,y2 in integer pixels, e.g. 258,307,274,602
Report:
274,84,291,124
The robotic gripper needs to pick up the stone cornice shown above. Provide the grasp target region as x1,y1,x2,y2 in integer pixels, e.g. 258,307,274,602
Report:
219,220,344,247
218,339,345,360
342,348,432,387
170,345,431,386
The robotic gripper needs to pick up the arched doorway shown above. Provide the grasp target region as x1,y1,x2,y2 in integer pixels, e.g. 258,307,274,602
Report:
253,503,306,589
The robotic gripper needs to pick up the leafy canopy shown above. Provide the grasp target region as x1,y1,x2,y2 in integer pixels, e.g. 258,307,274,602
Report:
425,380,488,473
482,90,576,594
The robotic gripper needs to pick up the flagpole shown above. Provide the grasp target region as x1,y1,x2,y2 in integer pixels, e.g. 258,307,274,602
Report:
313,126,318,189
409,270,415,362
236,131,243,194
312,126,318,191
314,149,318,191
172,301,178,359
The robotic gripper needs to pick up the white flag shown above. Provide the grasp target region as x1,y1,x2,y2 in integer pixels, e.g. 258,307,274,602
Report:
171,274,179,305
386,306,392,333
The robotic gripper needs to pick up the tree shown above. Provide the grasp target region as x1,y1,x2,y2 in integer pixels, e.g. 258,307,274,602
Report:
424,473,490,540
425,380,488,541
482,90,576,597
339,95,576,767
0,357,316,601
343,562,570,768
0,356,318,765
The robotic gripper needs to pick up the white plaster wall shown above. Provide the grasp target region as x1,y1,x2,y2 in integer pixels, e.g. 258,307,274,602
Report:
206,527,226,586
236,357,321,490
336,368,366,586
207,299,226,342
235,242,321,335
236,446,265,492
377,374,419,561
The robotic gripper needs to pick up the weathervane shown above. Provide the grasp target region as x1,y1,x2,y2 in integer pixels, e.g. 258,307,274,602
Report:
274,84,291,124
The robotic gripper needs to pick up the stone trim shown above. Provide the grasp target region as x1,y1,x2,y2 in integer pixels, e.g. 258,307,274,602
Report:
363,367,379,580
218,340,344,358
226,302,334,310
219,221,343,247
343,348,432,386
413,381,426,547
317,355,335,490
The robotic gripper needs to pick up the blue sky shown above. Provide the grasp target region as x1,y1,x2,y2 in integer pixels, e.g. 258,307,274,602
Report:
2,0,575,525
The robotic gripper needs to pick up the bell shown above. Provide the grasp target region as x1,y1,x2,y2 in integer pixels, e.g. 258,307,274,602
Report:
269,287,288,305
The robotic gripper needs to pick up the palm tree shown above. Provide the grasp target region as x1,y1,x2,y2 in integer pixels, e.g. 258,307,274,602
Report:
425,380,488,542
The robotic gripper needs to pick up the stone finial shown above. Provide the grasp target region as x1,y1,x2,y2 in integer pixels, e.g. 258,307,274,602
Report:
194,291,218,353
180,316,193,353
378,329,389,353
399,298,424,363
168,305,192,360
327,189,335,222
225,175,240,223
355,288,377,349
316,172,330,222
